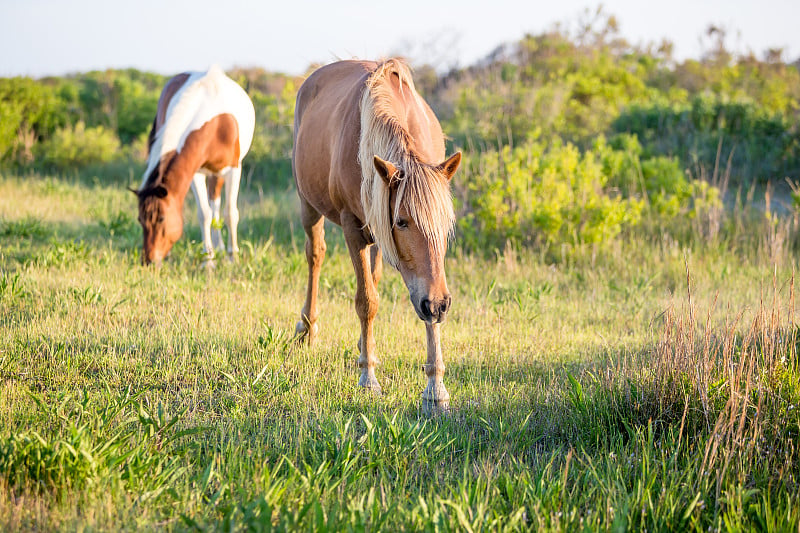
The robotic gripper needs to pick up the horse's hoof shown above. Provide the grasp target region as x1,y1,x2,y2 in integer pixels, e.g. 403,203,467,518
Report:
294,321,318,345
226,252,238,263
359,385,382,396
421,380,450,404
421,380,450,415
201,259,216,270
421,398,450,417
358,372,382,395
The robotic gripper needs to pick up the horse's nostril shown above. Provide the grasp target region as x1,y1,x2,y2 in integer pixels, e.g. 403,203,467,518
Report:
421,298,432,318
442,295,451,314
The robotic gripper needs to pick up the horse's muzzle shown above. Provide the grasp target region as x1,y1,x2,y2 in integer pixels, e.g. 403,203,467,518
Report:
417,295,451,324
142,250,163,267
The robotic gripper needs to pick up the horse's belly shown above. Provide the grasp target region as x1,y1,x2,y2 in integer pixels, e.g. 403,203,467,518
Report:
294,158,338,220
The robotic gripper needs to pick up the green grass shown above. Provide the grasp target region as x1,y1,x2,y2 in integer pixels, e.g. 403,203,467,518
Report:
1,170,799,531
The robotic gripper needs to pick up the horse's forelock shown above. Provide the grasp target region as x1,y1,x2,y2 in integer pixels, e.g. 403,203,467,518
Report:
396,160,455,255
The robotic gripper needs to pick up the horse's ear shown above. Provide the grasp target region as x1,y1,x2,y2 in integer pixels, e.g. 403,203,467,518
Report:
127,186,139,196
373,155,399,186
439,151,461,182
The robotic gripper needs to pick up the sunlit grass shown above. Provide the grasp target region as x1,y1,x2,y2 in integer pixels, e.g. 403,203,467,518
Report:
1,171,799,531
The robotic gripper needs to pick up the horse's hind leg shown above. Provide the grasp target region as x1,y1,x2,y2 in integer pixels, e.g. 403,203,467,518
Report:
190,173,215,264
222,166,242,258
342,212,381,393
295,198,326,345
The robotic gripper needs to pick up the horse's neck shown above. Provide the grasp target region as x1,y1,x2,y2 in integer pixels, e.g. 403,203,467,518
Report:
161,148,205,201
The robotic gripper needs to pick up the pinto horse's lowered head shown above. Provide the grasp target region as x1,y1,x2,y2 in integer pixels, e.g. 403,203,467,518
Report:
133,181,184,266
370,152,461,324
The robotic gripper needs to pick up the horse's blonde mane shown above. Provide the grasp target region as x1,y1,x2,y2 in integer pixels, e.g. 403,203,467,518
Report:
358,59,455,269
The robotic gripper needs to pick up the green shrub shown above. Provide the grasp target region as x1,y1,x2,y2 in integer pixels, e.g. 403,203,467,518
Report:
0,77,65,163
246,79,296,189
457,135,721,255
457,139,644,253
36,121,121,169
611,96,800,184
601,134,711,218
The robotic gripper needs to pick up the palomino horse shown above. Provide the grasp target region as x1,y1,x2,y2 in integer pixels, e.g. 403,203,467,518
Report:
292,59,461,407
135,65,255,265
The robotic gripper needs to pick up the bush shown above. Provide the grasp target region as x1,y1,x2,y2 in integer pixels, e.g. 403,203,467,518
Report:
600,134,717,218
611,97,800,185
457,139,643,253
246,79,296,189
0,77,65,163
456,135,721,256
36,121,121,169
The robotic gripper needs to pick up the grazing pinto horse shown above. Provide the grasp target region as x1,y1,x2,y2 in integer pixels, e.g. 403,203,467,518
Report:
135,65,255,265
293,59,461,407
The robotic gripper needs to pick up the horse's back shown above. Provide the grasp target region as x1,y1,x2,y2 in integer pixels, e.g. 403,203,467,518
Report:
151,73,192,153
294,61,375,123
184,67,255,161
293,61,377,221
158,67,254,163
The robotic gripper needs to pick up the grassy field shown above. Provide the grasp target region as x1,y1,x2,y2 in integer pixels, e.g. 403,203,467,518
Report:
1,170,799,531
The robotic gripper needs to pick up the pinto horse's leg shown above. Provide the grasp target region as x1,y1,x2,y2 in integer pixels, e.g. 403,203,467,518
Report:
222,166,242,258
190,173,215,263
206,174,225,253
295,198,325,345
342,212,381,393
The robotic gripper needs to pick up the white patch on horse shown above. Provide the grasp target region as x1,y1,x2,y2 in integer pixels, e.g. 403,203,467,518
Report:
141,65,255,188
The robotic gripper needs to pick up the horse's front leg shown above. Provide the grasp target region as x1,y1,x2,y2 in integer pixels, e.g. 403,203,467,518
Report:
190,173,215,265
342,213,381,393
422,322,449,410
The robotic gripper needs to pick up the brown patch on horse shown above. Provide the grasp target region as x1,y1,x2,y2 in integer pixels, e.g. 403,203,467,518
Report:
146,116,158,156
155,113,242,189
207,174,224,201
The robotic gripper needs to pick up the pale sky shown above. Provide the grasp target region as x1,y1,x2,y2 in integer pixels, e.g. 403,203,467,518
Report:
2,0,799,78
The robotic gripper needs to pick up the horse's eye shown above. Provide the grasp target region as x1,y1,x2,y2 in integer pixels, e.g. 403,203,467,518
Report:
157,216,165,223
396,218,409,229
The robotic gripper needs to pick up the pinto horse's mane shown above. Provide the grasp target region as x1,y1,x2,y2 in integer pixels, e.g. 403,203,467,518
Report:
357,59,455,269
141,65,228,190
